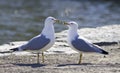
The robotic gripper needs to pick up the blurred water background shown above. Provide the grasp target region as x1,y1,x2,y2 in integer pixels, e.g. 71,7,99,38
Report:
0,0,120,45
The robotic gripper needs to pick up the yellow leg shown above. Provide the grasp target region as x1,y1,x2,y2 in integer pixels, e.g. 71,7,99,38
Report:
42,51,44,63
78,53,82,64
37,53,39,64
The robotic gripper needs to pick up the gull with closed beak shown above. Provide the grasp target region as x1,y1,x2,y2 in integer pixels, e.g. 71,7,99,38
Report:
10,16,59,63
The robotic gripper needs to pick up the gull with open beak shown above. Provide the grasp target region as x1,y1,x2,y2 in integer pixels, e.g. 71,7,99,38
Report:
64,21,108,64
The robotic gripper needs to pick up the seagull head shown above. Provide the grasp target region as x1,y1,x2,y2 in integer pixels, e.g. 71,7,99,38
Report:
64,21,78,29
45,16,59,24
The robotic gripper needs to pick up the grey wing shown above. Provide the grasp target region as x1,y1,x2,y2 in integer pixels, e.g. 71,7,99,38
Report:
71,38,101,53
20,34,50,50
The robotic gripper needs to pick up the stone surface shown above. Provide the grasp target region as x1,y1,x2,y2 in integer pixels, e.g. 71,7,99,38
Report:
0,25,120,56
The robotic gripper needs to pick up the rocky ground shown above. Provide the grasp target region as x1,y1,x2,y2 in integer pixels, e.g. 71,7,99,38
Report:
0,25,120,73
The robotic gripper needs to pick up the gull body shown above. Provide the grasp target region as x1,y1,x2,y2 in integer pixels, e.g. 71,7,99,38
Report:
65,21,108,64
10,16,58,63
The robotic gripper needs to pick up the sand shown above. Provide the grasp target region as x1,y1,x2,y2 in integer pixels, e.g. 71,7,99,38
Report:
0,44,120,73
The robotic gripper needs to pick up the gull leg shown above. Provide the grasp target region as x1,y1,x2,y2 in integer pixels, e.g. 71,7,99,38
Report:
42,51,44,63
37,52,39,64
78,53,82,64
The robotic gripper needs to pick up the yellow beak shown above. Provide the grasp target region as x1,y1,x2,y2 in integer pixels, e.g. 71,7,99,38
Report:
63,22,69,25
54,19,60,23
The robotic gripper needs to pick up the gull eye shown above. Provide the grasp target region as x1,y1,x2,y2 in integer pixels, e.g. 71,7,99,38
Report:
70,23,73,25
51,18,54,20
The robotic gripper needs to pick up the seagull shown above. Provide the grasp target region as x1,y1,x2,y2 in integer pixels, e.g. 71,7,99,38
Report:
10,16,59,63
64,21,108,64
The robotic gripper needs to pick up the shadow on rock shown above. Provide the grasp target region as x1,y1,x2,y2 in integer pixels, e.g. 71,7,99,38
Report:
13,63,46,68
57,63,120,68
57,63,92,67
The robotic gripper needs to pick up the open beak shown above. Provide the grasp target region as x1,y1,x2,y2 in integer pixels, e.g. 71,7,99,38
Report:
63,22,69,25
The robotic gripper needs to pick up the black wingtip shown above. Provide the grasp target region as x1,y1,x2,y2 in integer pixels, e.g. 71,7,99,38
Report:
10,48,19,52
101,49,109,55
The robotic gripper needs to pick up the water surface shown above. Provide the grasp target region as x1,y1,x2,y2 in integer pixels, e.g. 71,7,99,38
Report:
0,0,120,44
